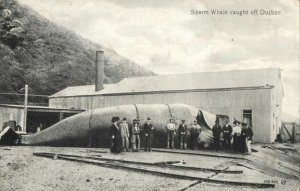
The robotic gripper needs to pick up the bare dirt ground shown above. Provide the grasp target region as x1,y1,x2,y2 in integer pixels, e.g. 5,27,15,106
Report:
0,143,299,191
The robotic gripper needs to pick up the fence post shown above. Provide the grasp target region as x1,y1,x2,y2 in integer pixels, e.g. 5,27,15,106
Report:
292,123,296,143
23,84,28,132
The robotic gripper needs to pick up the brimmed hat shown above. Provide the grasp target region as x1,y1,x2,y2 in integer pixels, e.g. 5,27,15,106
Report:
233,119,241,124
147,117,151,120
182,120,185,122
241,122,247,126
133,119,139,124
112,116,120,122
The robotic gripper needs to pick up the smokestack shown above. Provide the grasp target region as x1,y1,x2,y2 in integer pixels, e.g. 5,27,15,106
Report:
95,50,104,91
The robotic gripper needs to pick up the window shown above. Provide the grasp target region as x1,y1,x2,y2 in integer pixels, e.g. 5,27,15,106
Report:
242,110,252,127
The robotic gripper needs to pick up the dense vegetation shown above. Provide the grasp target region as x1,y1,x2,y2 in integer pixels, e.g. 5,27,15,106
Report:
0,0,154,102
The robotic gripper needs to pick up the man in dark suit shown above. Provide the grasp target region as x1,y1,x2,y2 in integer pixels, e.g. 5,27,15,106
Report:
178,120,188,149
222,120,232,149
212,120,222,150
143,117,154,152
132,119,141,151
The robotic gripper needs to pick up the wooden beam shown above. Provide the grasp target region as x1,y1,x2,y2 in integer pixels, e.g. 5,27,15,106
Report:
33,152,243,174
33,152,275,188
23,84,28,132
282,123,293,140
152,149,248,160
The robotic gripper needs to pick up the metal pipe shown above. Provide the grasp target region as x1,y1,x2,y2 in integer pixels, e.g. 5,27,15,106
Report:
95,50,104,91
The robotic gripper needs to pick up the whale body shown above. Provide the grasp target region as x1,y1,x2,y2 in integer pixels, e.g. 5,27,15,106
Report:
22,104,229,148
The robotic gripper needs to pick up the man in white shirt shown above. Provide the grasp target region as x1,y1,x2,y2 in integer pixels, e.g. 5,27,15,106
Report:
120,118,129,151
166,118,176,149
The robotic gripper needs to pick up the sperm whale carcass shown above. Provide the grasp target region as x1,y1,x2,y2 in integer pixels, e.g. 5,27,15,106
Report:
22,104,229,148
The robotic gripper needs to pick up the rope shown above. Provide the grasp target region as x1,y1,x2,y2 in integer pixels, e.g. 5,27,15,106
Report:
166,104,174,119
133,104,140,120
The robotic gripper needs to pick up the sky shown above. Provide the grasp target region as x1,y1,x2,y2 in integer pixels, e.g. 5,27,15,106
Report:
20,0,300,118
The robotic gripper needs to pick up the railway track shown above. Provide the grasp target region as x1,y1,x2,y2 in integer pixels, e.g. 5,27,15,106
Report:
33,152,275,189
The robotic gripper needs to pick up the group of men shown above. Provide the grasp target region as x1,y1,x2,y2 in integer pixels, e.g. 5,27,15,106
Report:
212,119,254,154
110,117,154,154
110,117,203,154
167,119,202,150
110,117,254,155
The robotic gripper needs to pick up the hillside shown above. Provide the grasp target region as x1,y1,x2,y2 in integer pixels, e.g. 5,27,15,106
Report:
0,0,154,100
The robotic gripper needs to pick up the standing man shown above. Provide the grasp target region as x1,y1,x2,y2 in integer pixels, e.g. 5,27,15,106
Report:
143,117,154,152
222,120,232,149
241,122,248,153
166,118,176,149
246,126,254,155
232,119,242,153
131,119,140,152
190,120,201,150
178,120,188,149
110,117,122,154
120,118,129,152
212,120,222,150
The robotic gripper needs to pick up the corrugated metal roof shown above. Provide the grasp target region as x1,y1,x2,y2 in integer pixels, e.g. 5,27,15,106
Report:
50,68,280,98
49,84,114,98
0,104,84,111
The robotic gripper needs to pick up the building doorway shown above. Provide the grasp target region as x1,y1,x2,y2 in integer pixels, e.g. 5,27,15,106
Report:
242,110,252,127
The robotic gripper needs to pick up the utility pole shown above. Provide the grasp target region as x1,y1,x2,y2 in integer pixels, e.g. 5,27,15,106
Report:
23,84,28,132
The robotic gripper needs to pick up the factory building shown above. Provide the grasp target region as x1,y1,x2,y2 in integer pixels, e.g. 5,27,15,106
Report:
49,52,283,143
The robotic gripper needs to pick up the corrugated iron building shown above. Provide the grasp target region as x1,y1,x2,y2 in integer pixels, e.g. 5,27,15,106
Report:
49,68,283,143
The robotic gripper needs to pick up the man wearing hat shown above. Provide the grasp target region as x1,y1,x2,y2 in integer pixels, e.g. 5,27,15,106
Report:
232,119,242,152
143,117,154,152
120,118,129,152
222,120,233,149
212,120,222,150
189,120,201,150
178,120,188,149
110,117,122,154
241,122,248,153
166,118,176,149
131,119,141,151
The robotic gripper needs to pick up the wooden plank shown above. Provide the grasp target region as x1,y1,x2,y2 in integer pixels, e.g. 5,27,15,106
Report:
33,152,243,174
33,152,275,188
283,123,293,140
152,149,248,160
281,126,287,141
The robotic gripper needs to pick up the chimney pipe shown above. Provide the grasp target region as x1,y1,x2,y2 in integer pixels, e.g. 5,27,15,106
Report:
95,50,104,91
